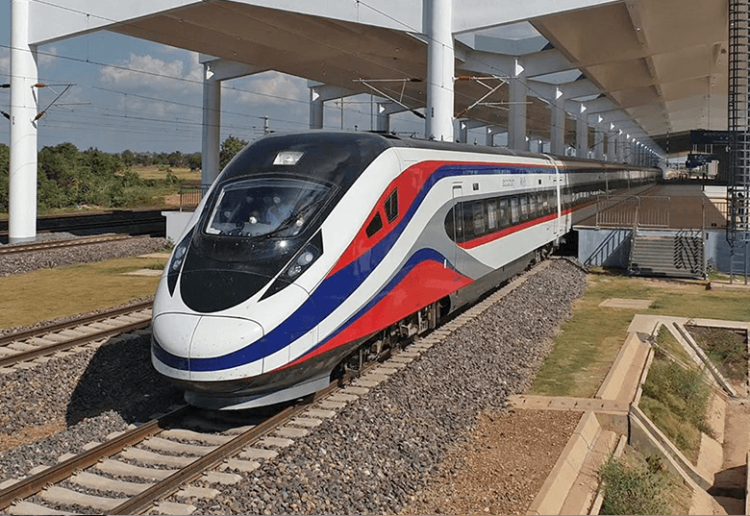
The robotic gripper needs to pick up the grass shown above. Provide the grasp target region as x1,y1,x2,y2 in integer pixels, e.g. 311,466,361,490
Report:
639,355,712,461
599,448,690,515
531,271,750,398
131,166,199,183
688,326,748,383
655,325,693,365
0,256,167,329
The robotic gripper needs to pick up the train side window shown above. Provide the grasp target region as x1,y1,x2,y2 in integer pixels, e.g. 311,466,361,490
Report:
487,200,498,230
510,197,520,224
384,189,399,223
472,201,486,236
528,195,537,218
499,198,510,227
519,195,529,221
365,212,384,237
462,202,476,241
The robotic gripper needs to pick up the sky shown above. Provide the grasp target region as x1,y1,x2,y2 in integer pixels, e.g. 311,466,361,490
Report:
0,0,429,154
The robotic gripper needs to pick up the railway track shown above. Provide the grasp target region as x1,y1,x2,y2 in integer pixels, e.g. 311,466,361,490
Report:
0,260,556,515
0,235,133,256
0,301,153,371
0,367,370,515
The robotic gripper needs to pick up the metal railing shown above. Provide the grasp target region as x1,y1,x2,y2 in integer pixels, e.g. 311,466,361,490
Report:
178,185,206,212
596,195,670,229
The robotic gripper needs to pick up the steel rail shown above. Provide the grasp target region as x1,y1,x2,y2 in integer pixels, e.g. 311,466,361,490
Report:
0,406,193,512
109,381,344,515
0,235,133,255
0,300,153,347
0,313,152,369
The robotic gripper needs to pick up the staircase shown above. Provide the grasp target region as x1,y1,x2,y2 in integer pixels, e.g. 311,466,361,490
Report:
729,241,750,284
628,230,705,279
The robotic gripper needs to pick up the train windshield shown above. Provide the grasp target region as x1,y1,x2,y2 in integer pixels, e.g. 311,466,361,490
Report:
204,178,332,238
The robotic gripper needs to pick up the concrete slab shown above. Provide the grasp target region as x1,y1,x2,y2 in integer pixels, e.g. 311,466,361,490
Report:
239,448,278,460
317,400,347,410
96,459,175,481
201,471,243,485
304,408,337,419
175,486,220,500
274,426,309,438
221,459,260,473
41,486,126,511
71,471,152,496
289,417,323,428
8,501,77,515
153,501,196,515
341,386,369,396
599,298,654,309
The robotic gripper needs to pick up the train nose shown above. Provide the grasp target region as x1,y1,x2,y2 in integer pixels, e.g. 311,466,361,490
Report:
152,313,264,379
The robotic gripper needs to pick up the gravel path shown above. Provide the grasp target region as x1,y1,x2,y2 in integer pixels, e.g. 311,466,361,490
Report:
192,259,587,515
0,236,170,277
0,332,183,480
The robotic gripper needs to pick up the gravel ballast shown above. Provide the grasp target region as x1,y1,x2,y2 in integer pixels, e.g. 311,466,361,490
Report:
0,236,170,277
192,259,587,515
0,333,183,480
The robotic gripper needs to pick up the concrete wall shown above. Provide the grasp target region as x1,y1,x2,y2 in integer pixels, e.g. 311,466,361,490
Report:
576,228,633,268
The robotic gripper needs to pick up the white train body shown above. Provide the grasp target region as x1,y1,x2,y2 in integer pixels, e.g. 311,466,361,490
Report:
152,132,658,409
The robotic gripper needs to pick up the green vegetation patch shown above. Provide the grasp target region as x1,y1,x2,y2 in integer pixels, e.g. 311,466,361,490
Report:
687,325,748,384
599,449,689,515
655,324,693,365
531,272,750,398
640,355,712,461
0,257,167,329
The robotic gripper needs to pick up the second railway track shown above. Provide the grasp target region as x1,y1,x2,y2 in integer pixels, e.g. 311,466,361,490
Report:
0,235,134,256
0,301,153,371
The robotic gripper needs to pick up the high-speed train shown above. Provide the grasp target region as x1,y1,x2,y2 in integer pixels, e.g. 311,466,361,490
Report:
152,132,659,409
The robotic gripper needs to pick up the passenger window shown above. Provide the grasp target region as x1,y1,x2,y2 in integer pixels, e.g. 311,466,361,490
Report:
499,199,510,227
510,197,520,224
366,212,384,237
384,189,399,223
528,195,537,218
487,200,498,230
472,201,486,236
462,202,475,240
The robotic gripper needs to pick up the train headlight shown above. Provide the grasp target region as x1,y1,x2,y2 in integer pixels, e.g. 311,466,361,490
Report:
261,231,323,300
167,228,194,296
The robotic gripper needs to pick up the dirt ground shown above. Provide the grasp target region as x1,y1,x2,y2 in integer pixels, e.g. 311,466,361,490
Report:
402,409,581,515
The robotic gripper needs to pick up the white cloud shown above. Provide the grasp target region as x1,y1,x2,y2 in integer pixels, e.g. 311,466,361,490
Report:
228,72,307,107
99,52,202,92
38,46,58,67
0,47,9,78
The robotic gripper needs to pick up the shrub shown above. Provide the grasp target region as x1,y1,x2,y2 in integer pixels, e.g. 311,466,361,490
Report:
599,455,670,515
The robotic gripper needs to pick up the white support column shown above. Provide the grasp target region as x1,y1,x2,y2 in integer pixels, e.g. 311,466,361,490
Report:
9,0,38,243
618,134,625,162
508,60,528,151
201,66,221,189
376,102,391,133
457,119,487,144
576,115,588,158
550,99,565,156
425,0,454,141
309,88,324,129
486,127,504,146
607,131,617,162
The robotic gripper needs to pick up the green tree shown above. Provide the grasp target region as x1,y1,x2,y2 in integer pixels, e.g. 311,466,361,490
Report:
187,152,202,172
220,135,248,170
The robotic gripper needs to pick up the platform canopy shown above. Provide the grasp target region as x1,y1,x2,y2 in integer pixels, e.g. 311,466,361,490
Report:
23,0,726,151
6,0,729,243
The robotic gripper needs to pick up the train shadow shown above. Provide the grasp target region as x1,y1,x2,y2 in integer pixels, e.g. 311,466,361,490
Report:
66,332,183,427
